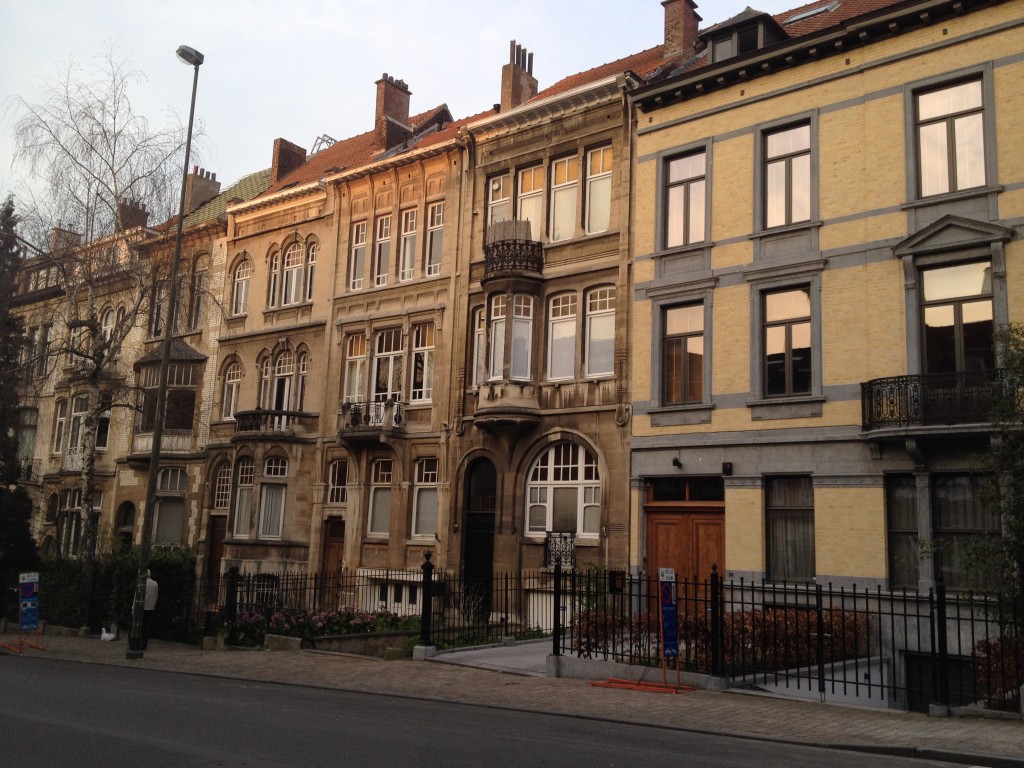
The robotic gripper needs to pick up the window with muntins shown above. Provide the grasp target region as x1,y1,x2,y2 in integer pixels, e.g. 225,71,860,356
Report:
373,215,392,287
425,202,444,276
763,288,812,397
663,303,704,405
373,329,403,407
764,124,811,228
52,399,67,453
233,457,254,537
413,458,439,537
327,459,348,504
766,476,814,582
411,323,434,402
344,334,367,403
213,464,232,510
547,294,577,380
471,307,486,386
488,175,511,225
916,79,986,198
585,287,615,377
526,443,600,537
921,261,993,375
368,459,392,536
259,456,287,539
518,167,544,241
400,209,417,281
281,242,304,306
665,150,706,247
350,222,367,290
550,156,579,242
586,146,613,235
222,361,241,420
232,259,251,315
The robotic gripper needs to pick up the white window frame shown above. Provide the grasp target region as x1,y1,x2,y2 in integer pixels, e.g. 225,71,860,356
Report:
487,175,511,225
373,215,392,287
52,398,68,454
350,222,367,291
586,146,613,235
471,307,486,386
550,156,579,242
585,286,616,378
425,202,444,276
511,295,533,381
368,459,393,536
525,443,600,537
517,167,544,241
305,242,317,302
232,259,251,315
411,323,434,402
233,457,254,537
222,361,241,420
258,456,288,540
281,242,304,306
327,459,348,505
400,209,417,281
547,293,578,380
344,334,367,403
267,251,280,308
412,458,439,538
213,464,231,510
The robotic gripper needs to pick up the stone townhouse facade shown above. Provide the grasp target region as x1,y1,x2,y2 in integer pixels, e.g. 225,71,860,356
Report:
629,0,1022,589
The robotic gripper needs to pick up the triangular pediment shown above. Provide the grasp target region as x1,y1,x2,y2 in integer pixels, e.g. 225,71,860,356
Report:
894,215,1014,258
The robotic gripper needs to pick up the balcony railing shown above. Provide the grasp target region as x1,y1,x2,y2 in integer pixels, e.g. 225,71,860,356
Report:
340,400,403,431
233,409,317,436
861,369,1017,431
484,220,543,275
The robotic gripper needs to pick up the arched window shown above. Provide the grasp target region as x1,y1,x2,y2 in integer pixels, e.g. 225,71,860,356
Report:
296,352,309,412
267,250,280,308
281,242,304,305
258,357,272,409
305,241,317,301
101,308,116,342
232,259,251,315
525,443,600,537
327,459,348,504
273,351,295,411
222,361,241,420
213,463,232,509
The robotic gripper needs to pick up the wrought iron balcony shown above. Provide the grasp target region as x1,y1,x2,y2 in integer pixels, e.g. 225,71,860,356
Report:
544,532,576,568
484,220,543,276
338,399,404,444
861,369,1017,431
233,409,318,440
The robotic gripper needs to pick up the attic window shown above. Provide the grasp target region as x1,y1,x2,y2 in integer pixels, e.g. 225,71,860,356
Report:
711,24,762,63
783,1,840,25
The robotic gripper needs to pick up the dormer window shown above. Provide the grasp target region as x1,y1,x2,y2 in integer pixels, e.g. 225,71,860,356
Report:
711,24,761,63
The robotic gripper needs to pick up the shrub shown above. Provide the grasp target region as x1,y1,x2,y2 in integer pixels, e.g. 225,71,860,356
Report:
974,634,1024,711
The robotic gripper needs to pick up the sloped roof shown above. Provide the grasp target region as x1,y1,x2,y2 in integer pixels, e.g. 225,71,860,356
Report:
134,337,208,368
774,0,907,37
262,105,463,196
183,168,272,228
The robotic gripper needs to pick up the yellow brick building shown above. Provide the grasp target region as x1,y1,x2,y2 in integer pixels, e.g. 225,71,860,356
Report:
629,0,1022,590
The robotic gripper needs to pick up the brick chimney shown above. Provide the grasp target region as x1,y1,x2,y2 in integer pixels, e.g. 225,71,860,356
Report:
115,199,149,231
663,0,702,59
500,41,538,112
184,166,221,214
375,74,412,151
271,138,308,184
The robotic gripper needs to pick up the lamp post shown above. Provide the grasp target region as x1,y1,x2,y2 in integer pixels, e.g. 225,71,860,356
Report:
127,45,204,659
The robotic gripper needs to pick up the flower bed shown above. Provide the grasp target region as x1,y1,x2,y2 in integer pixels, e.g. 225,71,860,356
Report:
229,606,419,647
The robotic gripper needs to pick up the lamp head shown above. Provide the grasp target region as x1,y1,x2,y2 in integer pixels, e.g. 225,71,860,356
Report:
176,46,204,67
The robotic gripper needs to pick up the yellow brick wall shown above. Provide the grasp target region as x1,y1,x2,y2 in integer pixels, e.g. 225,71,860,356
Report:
815,487,887,579
725,487,764,574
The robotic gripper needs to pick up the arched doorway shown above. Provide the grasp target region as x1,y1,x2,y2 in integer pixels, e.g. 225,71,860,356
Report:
463,459,496,619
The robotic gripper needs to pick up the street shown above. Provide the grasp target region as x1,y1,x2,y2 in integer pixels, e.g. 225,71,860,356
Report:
0,656,982,767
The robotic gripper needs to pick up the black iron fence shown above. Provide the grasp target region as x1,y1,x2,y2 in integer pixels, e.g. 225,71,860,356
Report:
179,561,1022,713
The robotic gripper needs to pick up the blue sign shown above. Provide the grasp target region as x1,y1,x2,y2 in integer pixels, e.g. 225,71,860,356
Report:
659,569,679,659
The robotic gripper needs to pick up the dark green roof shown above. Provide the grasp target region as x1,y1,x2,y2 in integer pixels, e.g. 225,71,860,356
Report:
182,168,272,229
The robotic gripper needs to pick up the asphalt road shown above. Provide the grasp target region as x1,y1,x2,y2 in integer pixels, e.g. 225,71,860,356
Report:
0,657,981,767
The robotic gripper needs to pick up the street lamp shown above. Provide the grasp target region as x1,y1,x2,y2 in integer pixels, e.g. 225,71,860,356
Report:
127,45,204,659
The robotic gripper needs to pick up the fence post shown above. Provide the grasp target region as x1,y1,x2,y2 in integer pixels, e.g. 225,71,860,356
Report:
552,559,562,657
419,552,434,647
224,566,240,644
710,565,723,676
815,584,826,700
934,577,950,711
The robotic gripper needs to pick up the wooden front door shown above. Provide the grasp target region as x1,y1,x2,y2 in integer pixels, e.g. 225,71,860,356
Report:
323,519,346,576
646,510,724,582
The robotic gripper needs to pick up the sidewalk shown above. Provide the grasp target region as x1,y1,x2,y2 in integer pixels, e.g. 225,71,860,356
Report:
3,630,1021,766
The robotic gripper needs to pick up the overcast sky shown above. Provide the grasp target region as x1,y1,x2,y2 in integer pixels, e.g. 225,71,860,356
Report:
1,0,801,198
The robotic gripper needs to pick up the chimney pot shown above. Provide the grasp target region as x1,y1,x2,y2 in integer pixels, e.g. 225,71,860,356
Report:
663,0,702,59
500,40,538,112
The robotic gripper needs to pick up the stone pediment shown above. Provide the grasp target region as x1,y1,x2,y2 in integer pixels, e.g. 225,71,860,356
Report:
893,214,1014,258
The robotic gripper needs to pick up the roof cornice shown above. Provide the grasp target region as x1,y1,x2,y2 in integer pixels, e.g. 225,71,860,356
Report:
633,0,1008,112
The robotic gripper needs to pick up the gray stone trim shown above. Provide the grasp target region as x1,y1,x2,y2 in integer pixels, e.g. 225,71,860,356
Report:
752,111,819,239
650,138,714,254
631,425,864,449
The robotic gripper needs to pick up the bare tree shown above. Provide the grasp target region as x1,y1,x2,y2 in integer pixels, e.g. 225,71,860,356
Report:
9,48,194,618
